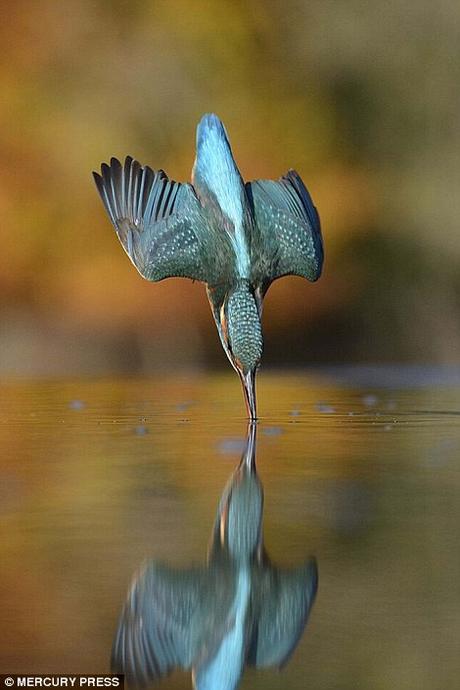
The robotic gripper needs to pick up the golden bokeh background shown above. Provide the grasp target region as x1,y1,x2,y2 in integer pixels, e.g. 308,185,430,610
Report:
2,0,459,375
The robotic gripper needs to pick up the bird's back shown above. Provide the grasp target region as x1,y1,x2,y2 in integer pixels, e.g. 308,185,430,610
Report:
193,114,252,281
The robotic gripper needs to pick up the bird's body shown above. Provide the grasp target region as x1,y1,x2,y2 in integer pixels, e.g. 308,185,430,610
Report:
94,114,323,418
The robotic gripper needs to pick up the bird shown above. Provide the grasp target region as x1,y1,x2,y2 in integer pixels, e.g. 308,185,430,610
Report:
111,423,318,689
93,114,323,419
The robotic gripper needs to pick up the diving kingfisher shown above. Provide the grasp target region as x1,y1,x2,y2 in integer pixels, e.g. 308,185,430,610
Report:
93,114,323,419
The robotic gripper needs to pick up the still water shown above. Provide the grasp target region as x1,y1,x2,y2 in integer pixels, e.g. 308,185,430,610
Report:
1,370,459,689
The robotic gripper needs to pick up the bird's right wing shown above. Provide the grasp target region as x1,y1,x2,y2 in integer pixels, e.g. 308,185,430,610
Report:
111,562,205,686
93,156,219,283
246,170,323,285
248,558,318,669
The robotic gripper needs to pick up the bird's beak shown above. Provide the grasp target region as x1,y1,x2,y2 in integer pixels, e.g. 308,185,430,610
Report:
242,370,257,421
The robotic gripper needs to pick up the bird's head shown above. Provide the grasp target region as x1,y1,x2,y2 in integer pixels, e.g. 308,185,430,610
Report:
213,423,263,561
207,281,263,419
224,283,263,419
225,284,263,374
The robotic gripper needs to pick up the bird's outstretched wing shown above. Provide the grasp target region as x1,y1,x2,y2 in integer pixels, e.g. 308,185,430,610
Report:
93,156,212,283
246,171,323,285
111,561,237,688
248,558,318,668
111,562,206,687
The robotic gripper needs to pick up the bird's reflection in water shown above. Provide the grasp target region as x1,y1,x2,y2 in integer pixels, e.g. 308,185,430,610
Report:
112,424,318,689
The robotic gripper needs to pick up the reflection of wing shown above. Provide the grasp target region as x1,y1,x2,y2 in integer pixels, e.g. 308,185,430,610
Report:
111,561,236,687
249,558,318,668
94,157,212,283
111,563,206,686
246,171,323,284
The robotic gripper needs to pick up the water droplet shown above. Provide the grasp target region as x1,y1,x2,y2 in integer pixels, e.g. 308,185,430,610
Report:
263,426,283,436
69,400,85,410
315,402,335,414
218,438,246,454
362,394,378,407
175,401,193,412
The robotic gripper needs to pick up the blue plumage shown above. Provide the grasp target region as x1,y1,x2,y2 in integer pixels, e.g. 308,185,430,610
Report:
93,113,324,418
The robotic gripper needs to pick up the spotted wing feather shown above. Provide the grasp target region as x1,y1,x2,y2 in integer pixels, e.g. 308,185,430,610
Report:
93,156,210,282
247,170,323,284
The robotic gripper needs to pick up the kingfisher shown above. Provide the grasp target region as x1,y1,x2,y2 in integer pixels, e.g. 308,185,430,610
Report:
93,114,323,418
111,424,318,689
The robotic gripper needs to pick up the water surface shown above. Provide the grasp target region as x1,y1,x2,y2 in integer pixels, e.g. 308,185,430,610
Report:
1,370,459,689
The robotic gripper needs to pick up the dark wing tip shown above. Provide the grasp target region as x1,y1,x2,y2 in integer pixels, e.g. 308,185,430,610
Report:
306,556,319,596
285,169,323,276
100,161,111,183
285,169,305,187
92,170,106,200
124,155,134,175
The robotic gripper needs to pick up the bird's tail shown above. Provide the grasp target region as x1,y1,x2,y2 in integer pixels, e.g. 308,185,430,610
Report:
196,113,230,148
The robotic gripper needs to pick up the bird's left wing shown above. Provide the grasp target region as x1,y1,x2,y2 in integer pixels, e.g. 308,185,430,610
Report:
111,562,205,686
246,170,323,285
248,558,318,668
93,156,214,283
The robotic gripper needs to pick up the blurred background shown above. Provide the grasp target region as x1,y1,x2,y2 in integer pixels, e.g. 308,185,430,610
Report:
1,0,460,376
2,5,460,685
